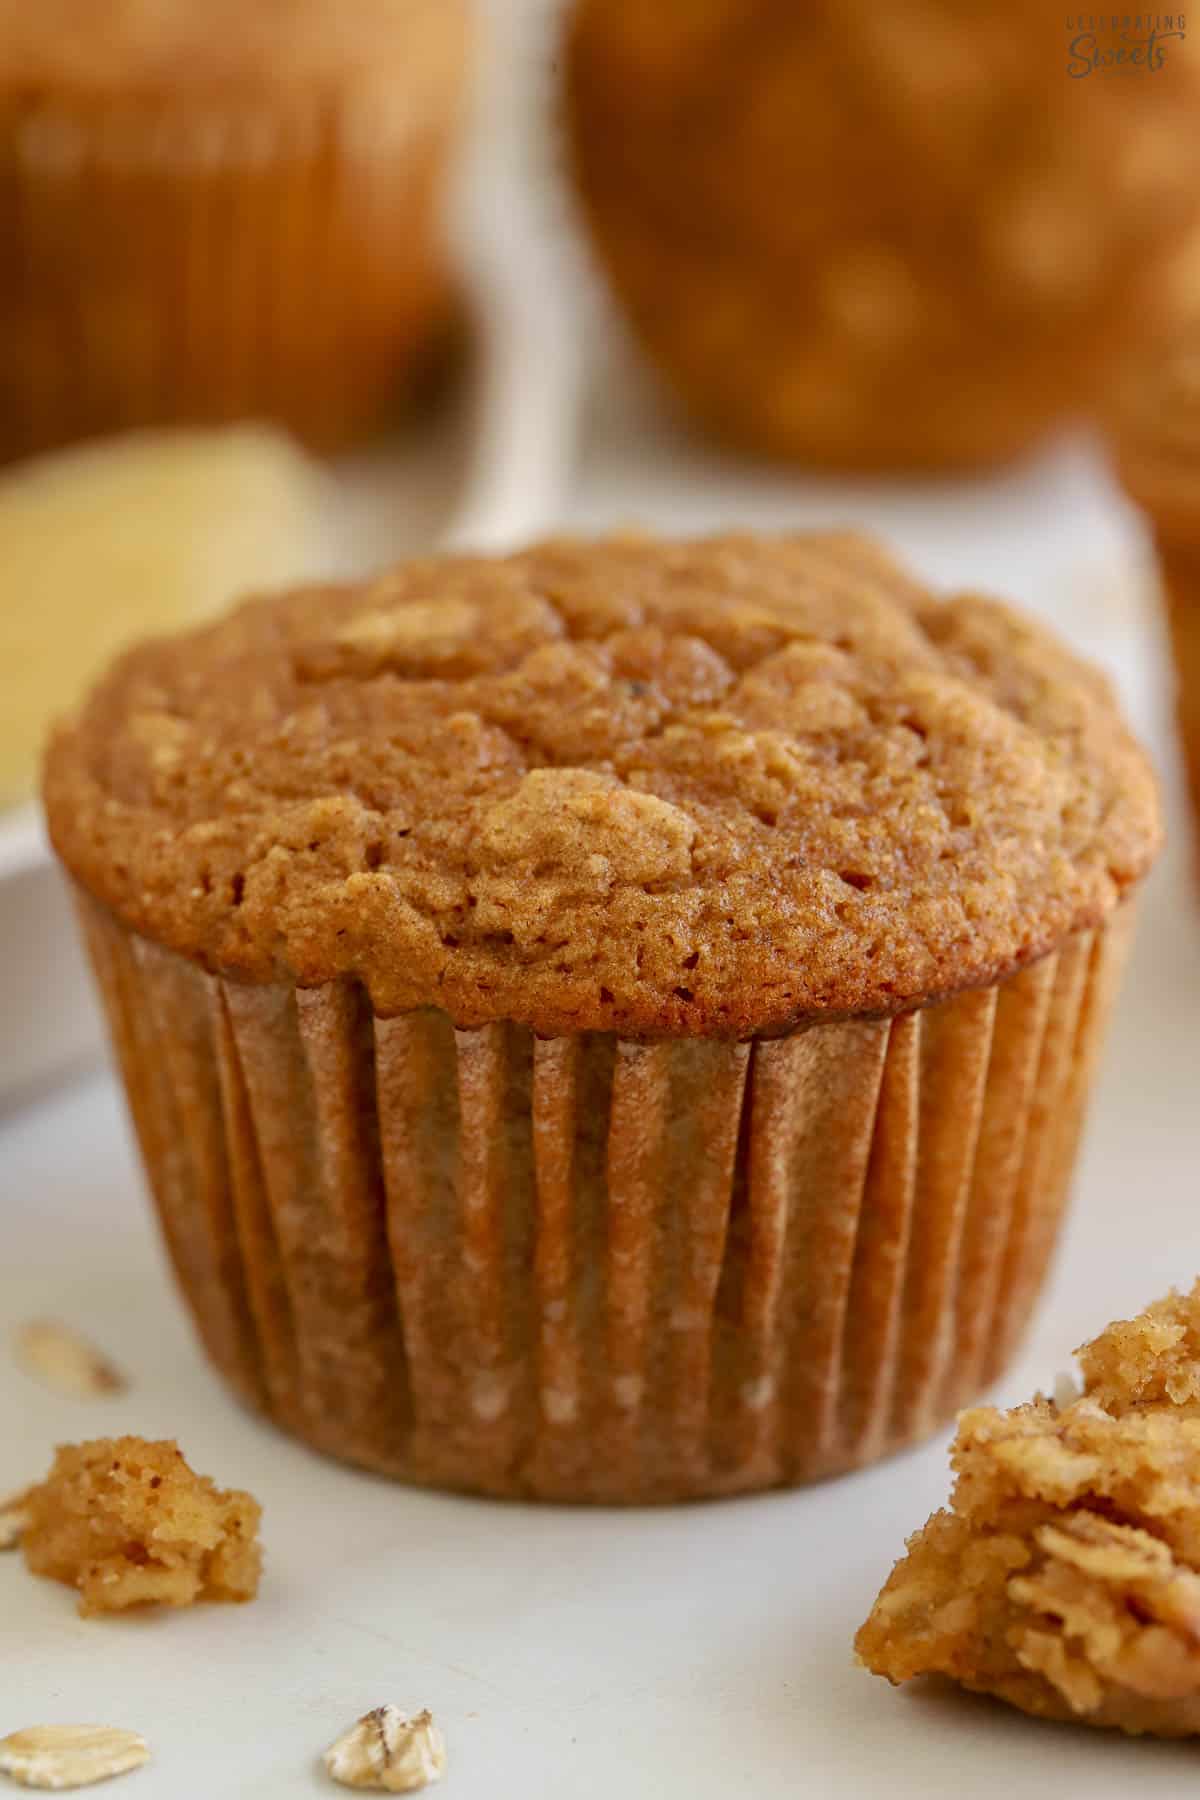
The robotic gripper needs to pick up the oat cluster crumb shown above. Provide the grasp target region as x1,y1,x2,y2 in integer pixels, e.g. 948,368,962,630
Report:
14,1321,127,1400
21,1437,261,1616
43,532,1160,1038
323,1708,445,1793
857,1280,1200,1735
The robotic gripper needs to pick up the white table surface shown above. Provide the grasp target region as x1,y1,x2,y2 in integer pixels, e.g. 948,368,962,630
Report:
3,415,1200,1799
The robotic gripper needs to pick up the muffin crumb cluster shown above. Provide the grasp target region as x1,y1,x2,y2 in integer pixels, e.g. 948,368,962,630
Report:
858,1282,1200,1735
20,1436,261,1616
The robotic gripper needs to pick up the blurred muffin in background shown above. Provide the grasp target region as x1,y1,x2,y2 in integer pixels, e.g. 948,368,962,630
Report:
565,0,1200,472
1112,324,1200,868
0,0,470,461
0,427,331,809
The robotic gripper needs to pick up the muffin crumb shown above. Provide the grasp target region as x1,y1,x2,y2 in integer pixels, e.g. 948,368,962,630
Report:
21,1436,261,1615
857,1280,1200,1735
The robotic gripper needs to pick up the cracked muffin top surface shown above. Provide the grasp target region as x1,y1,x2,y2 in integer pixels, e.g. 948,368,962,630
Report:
43,531,1161,1037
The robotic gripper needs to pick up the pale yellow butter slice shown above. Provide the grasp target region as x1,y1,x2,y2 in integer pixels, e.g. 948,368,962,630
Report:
0,426,332,808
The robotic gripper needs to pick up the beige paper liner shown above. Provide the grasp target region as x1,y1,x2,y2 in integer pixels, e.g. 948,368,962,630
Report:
76,891,1135,1504
0,96,459,461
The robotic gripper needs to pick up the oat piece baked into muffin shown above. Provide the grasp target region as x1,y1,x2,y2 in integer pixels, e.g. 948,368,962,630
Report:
565,0,1200,471
0,0,469,459
44,533,1161,1502
1112,326,1200,875
858,1282,1200,1736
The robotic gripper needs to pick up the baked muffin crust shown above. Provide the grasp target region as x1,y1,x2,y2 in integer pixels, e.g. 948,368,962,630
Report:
44,532,1160,1037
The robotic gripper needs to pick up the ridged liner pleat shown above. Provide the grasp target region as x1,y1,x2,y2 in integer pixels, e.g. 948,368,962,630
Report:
76,902,265,1411
0,99,455,460
75,889,1136,1503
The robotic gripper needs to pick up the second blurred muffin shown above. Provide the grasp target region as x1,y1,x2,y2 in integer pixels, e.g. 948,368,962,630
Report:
1113,326,1200,868
565,0,1200,472
0,0,470,460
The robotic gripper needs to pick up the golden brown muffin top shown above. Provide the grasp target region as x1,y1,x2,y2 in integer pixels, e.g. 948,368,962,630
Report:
44,532,1160,1038
0,0,465,97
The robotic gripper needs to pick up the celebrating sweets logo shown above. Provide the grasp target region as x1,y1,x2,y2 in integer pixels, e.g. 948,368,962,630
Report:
1066,13,1186,73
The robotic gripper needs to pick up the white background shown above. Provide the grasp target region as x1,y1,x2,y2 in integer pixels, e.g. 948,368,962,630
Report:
3,409,1199,1798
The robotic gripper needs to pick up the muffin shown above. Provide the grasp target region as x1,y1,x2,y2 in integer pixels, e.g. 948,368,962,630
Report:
43,532,1161,1503
564,0,1200,471
0,0,469,461
1111,329,1200,871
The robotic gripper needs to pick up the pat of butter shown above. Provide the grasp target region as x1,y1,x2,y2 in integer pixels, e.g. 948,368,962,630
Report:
1,426,332,808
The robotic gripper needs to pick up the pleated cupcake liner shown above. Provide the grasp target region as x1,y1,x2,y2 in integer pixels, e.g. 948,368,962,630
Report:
77,889,1136,1504
0,95,459,460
